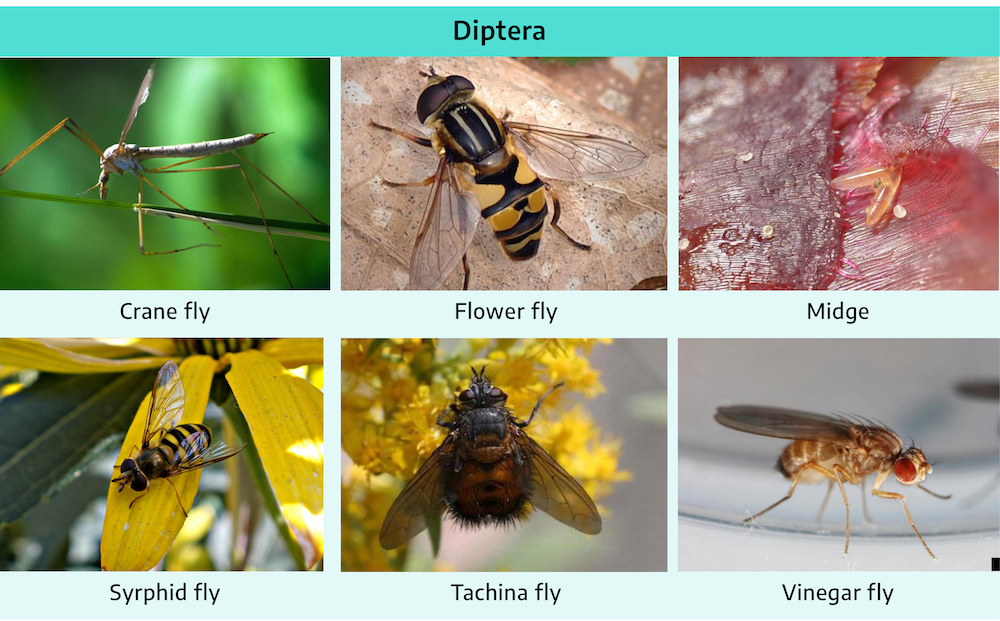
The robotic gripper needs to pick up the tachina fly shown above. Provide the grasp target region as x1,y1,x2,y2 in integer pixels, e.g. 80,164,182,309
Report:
379,366,602,549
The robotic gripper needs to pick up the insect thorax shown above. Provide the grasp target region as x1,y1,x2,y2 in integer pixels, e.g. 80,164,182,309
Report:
435,101,507,167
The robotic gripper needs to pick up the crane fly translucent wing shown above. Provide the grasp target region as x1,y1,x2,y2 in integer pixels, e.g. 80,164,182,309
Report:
520,435,602,535
119,65,155,148
379,440,452,549
408,157,481,290
167,435,246,476
715,406,857,444
142,360,185,448
506,121,649,183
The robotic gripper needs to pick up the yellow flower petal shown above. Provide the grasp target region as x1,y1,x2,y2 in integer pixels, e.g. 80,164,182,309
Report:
100,356,216,571
261,338,324,368
226,350,324,569
0,339,170,374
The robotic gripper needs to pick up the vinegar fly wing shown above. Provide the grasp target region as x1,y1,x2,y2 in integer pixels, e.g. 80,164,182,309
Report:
521,435,602,535
506,121,649,183
715,405,856,444
409,158,481,290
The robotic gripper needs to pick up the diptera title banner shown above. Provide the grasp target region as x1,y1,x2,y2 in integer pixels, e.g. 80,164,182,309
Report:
0,7,997,55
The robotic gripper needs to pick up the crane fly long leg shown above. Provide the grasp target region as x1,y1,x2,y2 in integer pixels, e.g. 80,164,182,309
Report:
138,173,223,238
872,486,936,559
147,153,312,288
136,178,220,256
0,117,119,176
233,163,293,289
231,152,323,224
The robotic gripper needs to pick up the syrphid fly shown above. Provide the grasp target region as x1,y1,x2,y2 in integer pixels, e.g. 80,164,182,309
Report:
112,360,245,516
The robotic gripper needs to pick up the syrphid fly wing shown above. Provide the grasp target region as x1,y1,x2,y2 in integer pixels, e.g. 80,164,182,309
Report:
141,360,185,448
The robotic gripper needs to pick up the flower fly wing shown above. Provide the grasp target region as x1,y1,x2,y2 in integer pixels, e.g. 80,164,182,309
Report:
505,121,649,183
379,441,452,549
409,157,481,290
715,405,857,444
142,360,185,448
521,435,602,535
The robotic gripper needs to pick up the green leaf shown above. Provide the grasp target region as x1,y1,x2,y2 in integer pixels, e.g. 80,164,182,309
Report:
0,369,157,525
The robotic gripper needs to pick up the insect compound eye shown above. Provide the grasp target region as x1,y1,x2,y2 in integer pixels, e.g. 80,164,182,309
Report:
489,387,503,398
459,389,475,401
120,458,136,474
416,83,452,124
130,473,148,492
448,75,476,93
894,457,918,483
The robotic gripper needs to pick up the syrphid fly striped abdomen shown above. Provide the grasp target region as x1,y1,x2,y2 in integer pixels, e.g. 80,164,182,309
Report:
122,423,213,489
370,68,648,290
112,360,244,517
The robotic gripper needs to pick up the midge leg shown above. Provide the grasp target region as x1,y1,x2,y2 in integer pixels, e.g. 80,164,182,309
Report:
544,182,591,251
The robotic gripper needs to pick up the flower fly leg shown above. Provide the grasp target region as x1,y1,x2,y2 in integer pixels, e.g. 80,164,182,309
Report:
544,182,590,251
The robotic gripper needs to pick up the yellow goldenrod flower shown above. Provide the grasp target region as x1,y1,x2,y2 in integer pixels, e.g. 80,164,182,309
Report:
341,338,628,570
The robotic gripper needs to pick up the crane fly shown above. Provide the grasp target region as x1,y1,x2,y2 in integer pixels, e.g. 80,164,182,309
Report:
715,405,951,559
0,63,323,288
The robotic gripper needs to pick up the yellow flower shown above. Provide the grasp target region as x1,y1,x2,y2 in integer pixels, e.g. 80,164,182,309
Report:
0,338,323,571
340,338,628,569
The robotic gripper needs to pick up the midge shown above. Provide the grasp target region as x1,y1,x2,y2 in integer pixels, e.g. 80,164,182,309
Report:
371,68,648,290
112,360,244,516
0,63,323,288
715,405,951,558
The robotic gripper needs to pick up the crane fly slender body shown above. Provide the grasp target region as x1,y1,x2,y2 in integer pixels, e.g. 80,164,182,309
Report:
0,63,323,288
715,406,951,558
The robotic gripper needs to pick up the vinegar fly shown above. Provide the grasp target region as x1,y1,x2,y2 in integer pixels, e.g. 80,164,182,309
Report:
379,367,602,549
112,360,245,516
715,405,951,558
371,68,649,290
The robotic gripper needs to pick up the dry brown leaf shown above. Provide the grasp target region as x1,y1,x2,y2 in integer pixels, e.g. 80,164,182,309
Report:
341,57,666,290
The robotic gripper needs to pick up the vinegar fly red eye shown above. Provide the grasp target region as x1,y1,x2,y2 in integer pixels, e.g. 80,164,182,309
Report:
895,458,918,482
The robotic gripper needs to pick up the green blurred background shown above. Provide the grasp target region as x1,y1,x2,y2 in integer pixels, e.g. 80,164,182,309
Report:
0,58,330,289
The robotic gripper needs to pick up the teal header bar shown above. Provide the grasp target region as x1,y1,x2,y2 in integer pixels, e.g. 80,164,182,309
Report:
0,7,997,56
